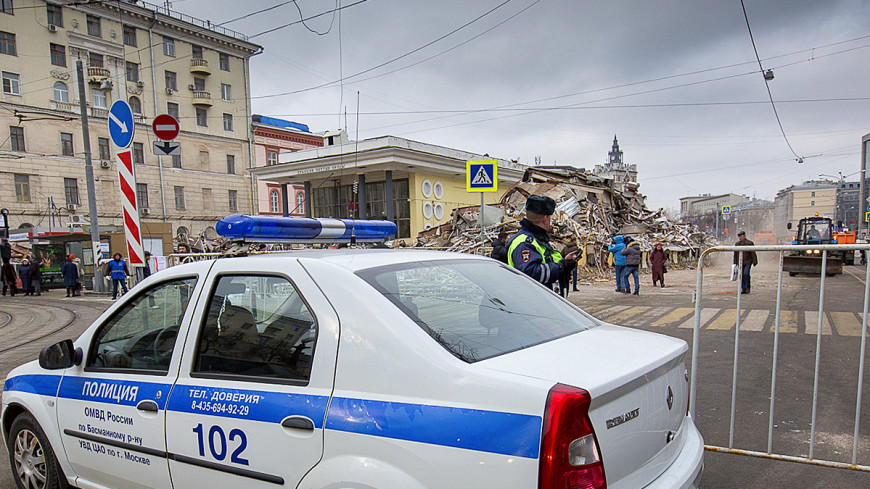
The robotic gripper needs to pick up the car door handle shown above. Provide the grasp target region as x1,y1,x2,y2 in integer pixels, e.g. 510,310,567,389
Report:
136,400,159,413
281,415,314,431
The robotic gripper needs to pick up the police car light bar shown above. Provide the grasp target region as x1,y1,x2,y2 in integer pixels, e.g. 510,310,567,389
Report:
216,214,397,243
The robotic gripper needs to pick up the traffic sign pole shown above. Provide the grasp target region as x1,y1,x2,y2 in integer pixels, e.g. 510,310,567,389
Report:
77,60,105,292
467,160,498,240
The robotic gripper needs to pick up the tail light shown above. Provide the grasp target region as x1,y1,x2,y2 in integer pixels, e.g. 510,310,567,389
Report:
539,384,606,489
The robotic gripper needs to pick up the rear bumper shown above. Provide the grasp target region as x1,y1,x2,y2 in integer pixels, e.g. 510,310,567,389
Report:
642,416,704,489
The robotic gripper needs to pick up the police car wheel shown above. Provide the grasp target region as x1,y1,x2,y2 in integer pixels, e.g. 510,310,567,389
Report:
7,413,69,489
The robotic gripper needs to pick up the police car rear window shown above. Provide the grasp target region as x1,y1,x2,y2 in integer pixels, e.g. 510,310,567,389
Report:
357,259,597,362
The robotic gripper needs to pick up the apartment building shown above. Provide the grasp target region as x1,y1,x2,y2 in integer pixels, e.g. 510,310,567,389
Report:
0,0,261,242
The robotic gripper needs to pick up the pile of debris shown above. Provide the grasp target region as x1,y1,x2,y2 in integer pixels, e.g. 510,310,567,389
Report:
417,167,712,279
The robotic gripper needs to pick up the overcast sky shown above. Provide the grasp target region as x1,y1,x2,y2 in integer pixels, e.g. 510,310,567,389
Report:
178,0,870,211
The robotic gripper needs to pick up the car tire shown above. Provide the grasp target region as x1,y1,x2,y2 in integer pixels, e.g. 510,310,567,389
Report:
7,413,70,489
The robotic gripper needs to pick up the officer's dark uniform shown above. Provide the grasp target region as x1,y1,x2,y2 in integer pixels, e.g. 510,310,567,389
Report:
507,195,569,286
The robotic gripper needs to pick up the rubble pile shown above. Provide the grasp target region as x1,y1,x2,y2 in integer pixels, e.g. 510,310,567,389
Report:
417,167,712,278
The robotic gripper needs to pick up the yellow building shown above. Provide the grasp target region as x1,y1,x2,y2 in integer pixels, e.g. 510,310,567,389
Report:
774,181,837,234
250,136,527,240
0,0,260,244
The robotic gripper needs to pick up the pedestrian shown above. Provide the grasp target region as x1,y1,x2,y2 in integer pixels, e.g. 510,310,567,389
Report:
1,237,11,264
608,235,627,292
29,255,42,296
108,252,129,299
62,255,79,297
620,237,642,295
490,230,510,264
650,243,667,288
1,260,18,296
507,195,579,289
143,251,152,278
734,230,758,294
19,258,32,296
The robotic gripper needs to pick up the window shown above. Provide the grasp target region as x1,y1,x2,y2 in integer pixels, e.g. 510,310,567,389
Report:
220,83,231,101
219,53,230,71
86,14,100,37
0,31,14,56
164,70,177,91
97,137,110,160
91,88,106,109
266,150,278,166
202,188,212,209
53,82,69,102
167,102,179,120
172,154,181,168
126,61,139,82
128,96,141,114
14,174,30,202
199,150,209,169
2,71,19,94
49,43,65,66
195,107,207,127
228,190,238,211
162,36,175,56
1,0,12,14
10,126,24,151
192,45,203,59
811,201,815,206
270,190,280,213
61,132,74,156
222,113,233,132
89,52,103,67
64,178,79,205
313,179,410,237
133,142,144,164
87,278,197,372
226,154,235,174
123,25,136,46
194,275,316,382
136,183,148,209
174,186,185,209
193,76,205,91
296,192,305,214
811,191,816,197
47,4,62,27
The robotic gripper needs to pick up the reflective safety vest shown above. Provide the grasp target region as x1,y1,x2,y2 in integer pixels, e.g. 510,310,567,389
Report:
506,230,564,285
507,233,562,268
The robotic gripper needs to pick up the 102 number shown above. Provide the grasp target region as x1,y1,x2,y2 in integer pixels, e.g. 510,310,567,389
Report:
192,423,249,466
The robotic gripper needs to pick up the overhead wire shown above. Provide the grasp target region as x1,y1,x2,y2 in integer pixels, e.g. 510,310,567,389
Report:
248,0,368,39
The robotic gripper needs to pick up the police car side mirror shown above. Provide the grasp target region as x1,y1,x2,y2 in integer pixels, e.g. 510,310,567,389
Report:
39,339,83,370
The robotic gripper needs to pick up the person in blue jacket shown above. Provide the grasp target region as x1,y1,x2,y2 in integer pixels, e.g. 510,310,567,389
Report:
507,195,579,288
608,235,627,292
108,252,129,300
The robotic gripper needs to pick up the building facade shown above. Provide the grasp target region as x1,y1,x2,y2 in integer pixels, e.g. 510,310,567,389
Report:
679,193,751,238
592,135,637,192
1,0,261,246
835,181,861,231
773,181,838,237
251,115,323,217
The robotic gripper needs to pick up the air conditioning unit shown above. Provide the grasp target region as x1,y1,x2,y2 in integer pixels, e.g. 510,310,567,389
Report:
66,203,78,212
141,207,150,215
99,160,111,169
48,24,59,32
188,84,196,91
69,214,86,224
165,88,174,95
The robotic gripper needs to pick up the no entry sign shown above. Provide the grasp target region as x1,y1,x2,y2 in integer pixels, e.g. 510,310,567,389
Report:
152,114,180,141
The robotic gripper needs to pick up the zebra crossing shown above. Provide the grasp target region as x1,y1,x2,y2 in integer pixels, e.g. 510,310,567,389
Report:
582,304,869,336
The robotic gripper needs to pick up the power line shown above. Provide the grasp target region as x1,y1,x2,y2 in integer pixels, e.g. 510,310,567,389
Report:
248,0,368,39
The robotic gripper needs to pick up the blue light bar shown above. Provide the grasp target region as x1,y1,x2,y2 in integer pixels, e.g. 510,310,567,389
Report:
217,214,397,243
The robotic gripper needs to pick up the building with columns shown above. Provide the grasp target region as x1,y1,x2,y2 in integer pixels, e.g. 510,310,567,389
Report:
592,135,637,192
1,0,260,253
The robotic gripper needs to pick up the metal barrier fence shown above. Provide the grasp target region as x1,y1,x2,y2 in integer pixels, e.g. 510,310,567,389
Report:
689,243,870,471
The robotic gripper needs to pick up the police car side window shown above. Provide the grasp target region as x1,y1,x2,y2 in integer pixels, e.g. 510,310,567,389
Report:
193,275,316,383
88,277,197,372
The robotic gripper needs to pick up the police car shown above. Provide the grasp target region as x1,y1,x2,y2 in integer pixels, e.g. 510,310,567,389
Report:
3,216,703,489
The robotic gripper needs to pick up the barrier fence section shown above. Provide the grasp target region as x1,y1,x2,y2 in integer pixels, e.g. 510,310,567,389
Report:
689,244,870,471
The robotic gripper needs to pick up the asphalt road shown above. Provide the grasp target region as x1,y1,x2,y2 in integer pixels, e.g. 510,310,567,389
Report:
1,253,868,488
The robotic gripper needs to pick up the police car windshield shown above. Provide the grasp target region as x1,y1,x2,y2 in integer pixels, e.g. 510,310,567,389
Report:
357,259,597,362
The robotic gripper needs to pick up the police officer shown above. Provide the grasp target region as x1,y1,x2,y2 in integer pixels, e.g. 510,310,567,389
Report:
507,195,579,287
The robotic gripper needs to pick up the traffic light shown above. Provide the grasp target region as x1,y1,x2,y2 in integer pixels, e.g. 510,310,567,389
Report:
724,228,729,236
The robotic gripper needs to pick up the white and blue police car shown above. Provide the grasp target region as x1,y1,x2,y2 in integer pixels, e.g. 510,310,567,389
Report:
3,216,703,489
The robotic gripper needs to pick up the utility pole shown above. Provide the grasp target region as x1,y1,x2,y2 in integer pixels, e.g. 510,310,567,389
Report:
76,60,105,292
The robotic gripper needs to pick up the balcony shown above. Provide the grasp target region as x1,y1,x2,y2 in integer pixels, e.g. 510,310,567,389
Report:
191,90,212,106
190,58,211,75
51,100,77,113
90,106,108,118
87,67,111,85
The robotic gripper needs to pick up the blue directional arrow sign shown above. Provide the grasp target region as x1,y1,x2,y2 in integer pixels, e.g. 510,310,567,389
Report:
108,100,135,149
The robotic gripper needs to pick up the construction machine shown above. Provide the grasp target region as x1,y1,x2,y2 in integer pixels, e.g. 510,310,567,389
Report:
783,217,845,276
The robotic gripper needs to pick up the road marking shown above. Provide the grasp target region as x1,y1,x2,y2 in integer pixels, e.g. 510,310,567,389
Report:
707,309,738,330
581,304,612,315
805,311,833,335
602,306,651,324
741,309,769,331
775,310,798,333
679,308,718,329
829,311,864,337
624,306,671,327
593,305,631,320
843,265,866,286
651,307,694,327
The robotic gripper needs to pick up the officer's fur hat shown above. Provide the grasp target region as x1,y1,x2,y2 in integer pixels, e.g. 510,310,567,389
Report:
525,195,556,216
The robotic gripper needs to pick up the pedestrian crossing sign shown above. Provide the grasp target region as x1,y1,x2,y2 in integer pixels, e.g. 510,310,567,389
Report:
466,160,498,192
